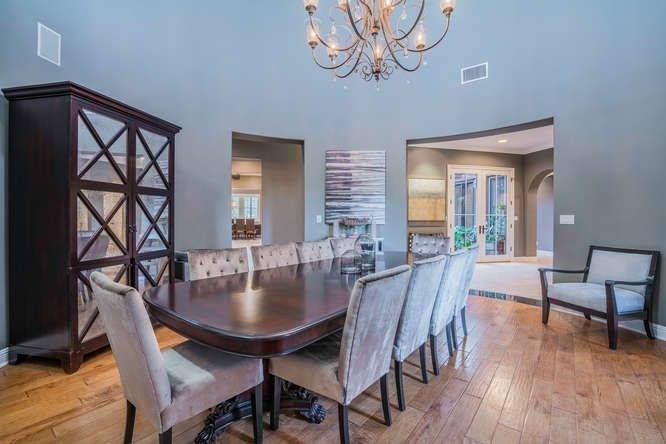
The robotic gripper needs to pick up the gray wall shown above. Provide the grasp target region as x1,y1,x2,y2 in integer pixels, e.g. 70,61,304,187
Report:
537,175,554,253
233,140,304,245
407,147,526,256
523,148,555,256
1,0,666,349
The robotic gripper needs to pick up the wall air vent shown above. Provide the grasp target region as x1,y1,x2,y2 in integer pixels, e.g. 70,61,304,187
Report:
461,62,488,85
37,22,61,66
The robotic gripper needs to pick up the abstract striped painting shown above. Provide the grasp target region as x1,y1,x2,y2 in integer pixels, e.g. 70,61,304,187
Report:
325,150,386,224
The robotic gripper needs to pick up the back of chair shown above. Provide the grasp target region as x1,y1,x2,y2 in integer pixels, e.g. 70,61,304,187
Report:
338,265,412,404
90,272,170,429
455,246,479,311
394,255,447,362
430,251,469,336
251,243,299,270
330,236,358,258
586,246,658,295
188,248,249,280
246,219,255,231
296,239,335,263
411,233,450,258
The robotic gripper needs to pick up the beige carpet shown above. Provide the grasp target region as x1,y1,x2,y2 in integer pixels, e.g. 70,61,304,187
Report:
471,257,552,300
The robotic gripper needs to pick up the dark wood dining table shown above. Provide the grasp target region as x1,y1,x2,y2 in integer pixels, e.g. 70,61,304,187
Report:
143,251,409,443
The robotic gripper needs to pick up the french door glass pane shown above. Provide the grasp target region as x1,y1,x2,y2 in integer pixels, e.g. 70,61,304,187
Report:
77,110,127,183
77,264,128,342
136,128,169,189
454,173,478,250
77,190,127,261
485,175,508,256
137,195,169,252
137,256,170,291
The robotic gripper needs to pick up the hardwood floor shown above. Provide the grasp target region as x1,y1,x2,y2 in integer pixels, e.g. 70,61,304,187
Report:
1,296,666,443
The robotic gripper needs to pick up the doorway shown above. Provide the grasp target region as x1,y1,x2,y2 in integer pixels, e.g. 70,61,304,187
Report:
231,158,262,248
447,165,515,262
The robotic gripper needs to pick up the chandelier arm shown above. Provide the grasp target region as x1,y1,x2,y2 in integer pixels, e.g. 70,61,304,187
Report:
309,15,360,52
383,0,425,42
311,42,361,70
408,14,451,53
346,1,368,41
336,42,367,79
381,22,424,72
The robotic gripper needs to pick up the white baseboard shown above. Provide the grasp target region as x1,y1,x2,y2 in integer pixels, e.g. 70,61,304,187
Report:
0,347,8,369
537,250,553,257
552,306,666,341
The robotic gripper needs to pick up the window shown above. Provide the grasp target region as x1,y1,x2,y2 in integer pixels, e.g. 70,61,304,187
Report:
232,194,260,220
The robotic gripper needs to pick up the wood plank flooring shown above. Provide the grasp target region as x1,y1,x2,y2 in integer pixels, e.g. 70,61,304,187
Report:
1,296,666,443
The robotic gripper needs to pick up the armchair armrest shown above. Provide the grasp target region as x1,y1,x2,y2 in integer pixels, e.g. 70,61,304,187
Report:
538,267,588,275
604,276,654,287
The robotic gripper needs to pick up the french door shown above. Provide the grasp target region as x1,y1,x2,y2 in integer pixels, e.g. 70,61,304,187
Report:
447,166,514,262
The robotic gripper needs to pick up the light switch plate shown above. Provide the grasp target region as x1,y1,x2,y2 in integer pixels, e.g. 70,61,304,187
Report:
316,214,323,224
560,214,575,225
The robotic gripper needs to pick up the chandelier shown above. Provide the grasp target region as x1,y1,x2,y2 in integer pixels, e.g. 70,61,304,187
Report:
303,0,457,83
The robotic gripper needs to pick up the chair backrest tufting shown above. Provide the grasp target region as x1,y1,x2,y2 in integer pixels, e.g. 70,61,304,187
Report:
251,243,299,270
337,265,412,404
296,239,335,263
90,272,171,429
329,236,359,258
411,233,450,258
188,248,249,280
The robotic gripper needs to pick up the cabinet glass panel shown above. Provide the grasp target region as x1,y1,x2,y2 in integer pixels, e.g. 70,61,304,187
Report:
77,264,128,342
77,109,127,183
77,190,127,261
136,128,169,189
136,195,169,252
137,256,170,291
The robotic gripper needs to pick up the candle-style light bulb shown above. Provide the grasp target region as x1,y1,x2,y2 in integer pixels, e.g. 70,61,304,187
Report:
305,18,320,48
304,0,319,14
440,0,456,15
338,0,348,10
413,20,427,50
327,34,340,59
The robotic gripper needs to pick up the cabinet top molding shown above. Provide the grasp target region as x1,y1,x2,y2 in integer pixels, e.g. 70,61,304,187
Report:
2,81,182,134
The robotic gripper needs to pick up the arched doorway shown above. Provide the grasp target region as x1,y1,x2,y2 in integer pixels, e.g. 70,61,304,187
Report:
525,169,554,258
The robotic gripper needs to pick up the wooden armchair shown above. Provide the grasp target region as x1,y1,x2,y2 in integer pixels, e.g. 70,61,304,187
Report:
539,245,660,349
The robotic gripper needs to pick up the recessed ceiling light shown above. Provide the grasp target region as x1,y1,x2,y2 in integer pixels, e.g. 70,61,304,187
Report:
497,139,508,144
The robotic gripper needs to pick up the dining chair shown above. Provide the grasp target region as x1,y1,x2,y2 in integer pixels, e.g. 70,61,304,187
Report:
246,219,256,239
392,255,447,411
329,236,359,258
251,243,299,270
89,272,264,444
269,265,412,444
451,246,479,347
428,250,470,374
410,233,450,260
187,248,249,281
296,239,335,263
237,219,247,239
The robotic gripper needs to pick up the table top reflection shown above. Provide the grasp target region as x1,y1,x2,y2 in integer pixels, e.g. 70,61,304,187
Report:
143,251,409,357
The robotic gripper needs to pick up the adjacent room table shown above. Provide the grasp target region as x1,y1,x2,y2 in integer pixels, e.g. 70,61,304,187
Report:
144,251,409,443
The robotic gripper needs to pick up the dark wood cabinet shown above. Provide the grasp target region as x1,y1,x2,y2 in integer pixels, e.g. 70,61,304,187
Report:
3,82,181,373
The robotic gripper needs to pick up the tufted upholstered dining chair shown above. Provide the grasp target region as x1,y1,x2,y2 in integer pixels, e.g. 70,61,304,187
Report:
540,245,660,349
411,233,450,259
90,272,264,444
251,243,299,270
428,250,470,374
296,239,335,263
269,265,412,444
187,248,249,281
329,236,359,258
392,255,447,411
451,246,479,348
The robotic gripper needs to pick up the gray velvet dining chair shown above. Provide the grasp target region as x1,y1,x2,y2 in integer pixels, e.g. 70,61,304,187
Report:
428,250,470,374
392,255,447,411
90,272,264,444
411,233,450,259
296,239,335,263
268,265,412,444
451,246,479,347
251,243,299,270
329,236,359,257
187,247,249,280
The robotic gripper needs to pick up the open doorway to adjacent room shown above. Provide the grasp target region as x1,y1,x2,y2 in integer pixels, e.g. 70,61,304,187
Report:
231,132,304,248
407,118,554,300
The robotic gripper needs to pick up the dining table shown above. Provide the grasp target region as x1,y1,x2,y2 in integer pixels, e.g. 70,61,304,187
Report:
143,251,409,443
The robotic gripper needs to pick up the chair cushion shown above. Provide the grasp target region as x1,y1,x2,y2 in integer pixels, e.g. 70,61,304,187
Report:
548,282,645,314
269,332,346,404
160,341,263,431
587,249,653,296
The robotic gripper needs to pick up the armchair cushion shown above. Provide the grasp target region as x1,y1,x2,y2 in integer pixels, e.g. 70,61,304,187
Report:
587,249,653,296
548,282,644,314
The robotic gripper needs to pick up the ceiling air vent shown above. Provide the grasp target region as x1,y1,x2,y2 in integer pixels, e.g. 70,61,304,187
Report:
461,62,488,85
37,22,61,66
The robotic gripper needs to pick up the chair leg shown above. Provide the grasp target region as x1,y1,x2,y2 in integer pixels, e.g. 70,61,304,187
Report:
584,313,591,320
419,344,429,384
461,307,468,336
394,360,406,411
430,334,440,376
451,317,458,350
542,296,551,324
270,375,281,430
158,429,172,444
251,383,263,443
124,401,135,444
607,314,619,350
380,374,392,426
644,319,656,340
338,404,350,444
446,324,454,357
